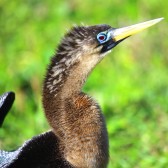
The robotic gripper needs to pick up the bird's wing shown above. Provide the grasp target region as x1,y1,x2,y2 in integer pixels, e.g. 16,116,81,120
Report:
0,131,72,168
0,92,15,127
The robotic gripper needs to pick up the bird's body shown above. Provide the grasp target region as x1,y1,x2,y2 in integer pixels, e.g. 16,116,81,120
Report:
0,18,163,168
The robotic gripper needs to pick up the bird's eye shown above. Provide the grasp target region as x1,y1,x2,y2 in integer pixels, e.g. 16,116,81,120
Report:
99,35,106,41
97,33,107,44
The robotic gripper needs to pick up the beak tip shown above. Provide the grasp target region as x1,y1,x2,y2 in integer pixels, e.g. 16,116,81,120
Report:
159,17,164,20
154,17,164,23
149,17,164,27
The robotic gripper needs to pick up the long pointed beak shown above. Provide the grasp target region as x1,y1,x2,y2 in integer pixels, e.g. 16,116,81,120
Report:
111,18,164,42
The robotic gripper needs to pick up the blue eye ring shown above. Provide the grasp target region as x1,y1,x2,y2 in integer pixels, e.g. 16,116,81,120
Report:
97,33,107,44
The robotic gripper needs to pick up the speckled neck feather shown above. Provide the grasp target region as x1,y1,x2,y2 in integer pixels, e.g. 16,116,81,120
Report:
43,25,110,168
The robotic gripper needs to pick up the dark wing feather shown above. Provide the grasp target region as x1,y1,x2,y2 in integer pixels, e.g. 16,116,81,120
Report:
0,131,72,168
0,92,15,127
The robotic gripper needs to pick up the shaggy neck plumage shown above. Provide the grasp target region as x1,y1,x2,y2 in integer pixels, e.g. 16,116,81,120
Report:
44,50,98,99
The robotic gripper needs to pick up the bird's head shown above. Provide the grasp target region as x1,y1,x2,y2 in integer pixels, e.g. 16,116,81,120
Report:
56,18,163,67
44,18,163,98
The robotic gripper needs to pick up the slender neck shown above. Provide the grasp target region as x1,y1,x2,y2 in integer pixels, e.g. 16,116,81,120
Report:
43,52,100,100
42,51,100,135
42,51,109,168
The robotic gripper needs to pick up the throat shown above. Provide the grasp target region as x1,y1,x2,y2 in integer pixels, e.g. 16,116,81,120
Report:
42,52,100,132
43,52,100,99
44,62,86,99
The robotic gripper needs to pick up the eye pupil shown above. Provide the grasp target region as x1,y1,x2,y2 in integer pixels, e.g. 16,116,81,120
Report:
97,33,107,43
99,35,105,41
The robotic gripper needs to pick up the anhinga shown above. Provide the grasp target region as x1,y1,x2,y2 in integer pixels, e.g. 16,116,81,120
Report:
0,18,163,168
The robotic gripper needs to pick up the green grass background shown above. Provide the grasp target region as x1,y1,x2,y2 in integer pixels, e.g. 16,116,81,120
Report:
0,0,168,167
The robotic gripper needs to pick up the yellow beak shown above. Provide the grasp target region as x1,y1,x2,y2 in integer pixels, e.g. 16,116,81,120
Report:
111,18,164,42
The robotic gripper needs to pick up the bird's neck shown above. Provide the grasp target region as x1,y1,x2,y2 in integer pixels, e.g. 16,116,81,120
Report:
42,51,100,131
43,52,100,100
42,51,109,167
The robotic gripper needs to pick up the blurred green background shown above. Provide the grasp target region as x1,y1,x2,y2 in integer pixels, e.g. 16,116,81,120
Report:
0,0,168,167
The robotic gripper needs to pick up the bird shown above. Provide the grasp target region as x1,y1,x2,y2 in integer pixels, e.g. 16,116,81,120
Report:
0,18,163,168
